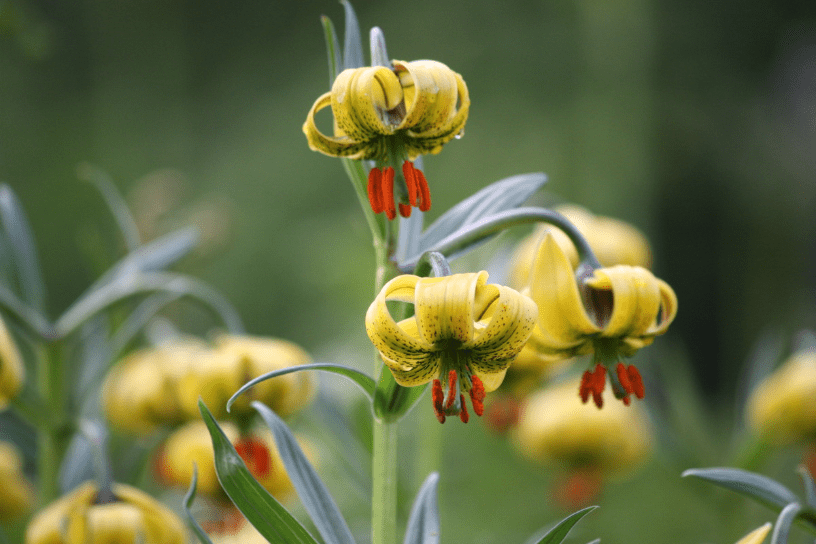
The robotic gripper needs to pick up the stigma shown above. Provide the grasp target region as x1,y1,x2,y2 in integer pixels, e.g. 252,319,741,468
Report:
367,161,431,220
431,370,485,423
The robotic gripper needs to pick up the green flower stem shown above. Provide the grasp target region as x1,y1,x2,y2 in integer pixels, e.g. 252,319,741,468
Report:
371,418,398,544
36,341,70,505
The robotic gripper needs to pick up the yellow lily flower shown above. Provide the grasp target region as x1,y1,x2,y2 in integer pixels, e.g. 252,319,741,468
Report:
525,232,677,407
735,523,772,544
303,60,469,219
746,349,816,445
26,481,185,544
366,271,537,423
0,314,25,411
0,441,34,522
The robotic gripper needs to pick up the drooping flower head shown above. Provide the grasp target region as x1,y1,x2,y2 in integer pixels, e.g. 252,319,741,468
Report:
304,60,469,219
365,272,537,423
525,232,677,408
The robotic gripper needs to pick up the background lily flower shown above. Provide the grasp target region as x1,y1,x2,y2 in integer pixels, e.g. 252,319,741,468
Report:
0,315,25,411
25,481,185,544
0,441,34,522
525,232,677,407
303,60,469,219
746,348,816,445
365,271,537,423
735,523,772,544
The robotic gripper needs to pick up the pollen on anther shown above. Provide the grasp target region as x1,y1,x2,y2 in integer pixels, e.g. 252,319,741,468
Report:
432,379,446,423
628,365,645,399
402,161,419,207
382,166,396,220
367,168,384,214
459,394,470,423
444,370,458,409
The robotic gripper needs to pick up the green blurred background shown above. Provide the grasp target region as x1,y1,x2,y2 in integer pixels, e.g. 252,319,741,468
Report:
2,0,816,541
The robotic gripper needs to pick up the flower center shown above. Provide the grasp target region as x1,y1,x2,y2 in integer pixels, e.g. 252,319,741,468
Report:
579,345,646,408
430,356,486,424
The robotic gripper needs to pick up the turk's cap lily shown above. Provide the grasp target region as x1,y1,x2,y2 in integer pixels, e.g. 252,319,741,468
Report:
25,481,186,544
0,441,34,521
525,232,677,407
513,380,652,474
366,271,537,423
0,314,25,411
746,349,816,445
304,60,469,220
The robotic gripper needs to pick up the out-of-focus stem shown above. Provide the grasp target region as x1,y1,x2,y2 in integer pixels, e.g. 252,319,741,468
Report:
37,342,69,505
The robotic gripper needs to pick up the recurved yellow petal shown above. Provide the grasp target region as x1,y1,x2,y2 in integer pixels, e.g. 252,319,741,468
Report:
414,272,484,345
303,92,375,159
529,233,600,351
736,523,772,544
0,316,24,410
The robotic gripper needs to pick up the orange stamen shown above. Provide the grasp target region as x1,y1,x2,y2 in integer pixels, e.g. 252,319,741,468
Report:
382,166,396,220
402,161,419,207
459,394,470,423
367,168,384,214
628,365,645,399
235,438,271,478
444,370,458,409
415,167,431,212
616,363,632,392
580,364,606,409
398,203,412,217
431,379,446,423
469,374,486,417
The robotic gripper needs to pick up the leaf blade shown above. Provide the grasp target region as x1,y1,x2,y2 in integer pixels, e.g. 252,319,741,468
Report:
403,472,440,544
682,468,799,510
527,506,598,544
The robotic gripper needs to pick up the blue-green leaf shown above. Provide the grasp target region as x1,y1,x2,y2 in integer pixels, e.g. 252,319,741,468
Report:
253,402,357,544
403,472,440,544
183,465,216,544
340,0,363,69
417,173,547,251
771,502,802,544
77,163,141,251
526,506,598,544
0,184,46,311
199,401,319,544
370,26,388,68
227,363,376,412
799,466,816,508
683,468,799,511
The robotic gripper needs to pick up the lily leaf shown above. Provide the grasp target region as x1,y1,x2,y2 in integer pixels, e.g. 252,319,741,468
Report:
340,0,363,70
771,502,802,544
0,184,46,311
199,401,319,544
227,363,376,413
183,465,216,544
682,468,799,511
253,401,357,544
77,162,141,251
799,466,816,508
526,506,598,544
320,14,342,85
403,472,440,544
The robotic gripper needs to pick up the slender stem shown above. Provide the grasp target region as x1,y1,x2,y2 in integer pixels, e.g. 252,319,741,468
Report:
37,341,70,505
371,418,398,544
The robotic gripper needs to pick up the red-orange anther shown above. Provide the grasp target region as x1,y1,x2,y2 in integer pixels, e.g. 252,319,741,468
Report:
470,374,486,416
444,370,458,409
616,363,632,392
402,161,419,207
382,166,396,220
398,203,412,217
579,364,606,409
367,168,384,214
235,438,271,479
432,379,446,423
459,394,469,423
415,167,431,212
628,365,645,399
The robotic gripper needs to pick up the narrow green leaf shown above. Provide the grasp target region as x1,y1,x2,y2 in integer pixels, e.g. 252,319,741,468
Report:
253,402,357,544
771,503,802,544
0,282,53,338
0,184,46,311
183,465,216,544
320,15,342,84
415,173,547,254
227,363,376,412
77,163,141,251
527,506,598,544
340,0,363,69
199,401,319,544
683,468,799,511
374,367,426,422
403,472,440,544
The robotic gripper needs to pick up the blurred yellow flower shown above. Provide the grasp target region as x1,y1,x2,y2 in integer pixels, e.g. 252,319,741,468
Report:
513,380,652,474
303,60,469,219
102,341,205,434
0,315,25,410
25,481,185,544
747,349,816,445
176,334,315,420
735,523,771,544
155,419,305,501
509,204,652,289
0,441,34,522
366,272,537,423
524,232,677,407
